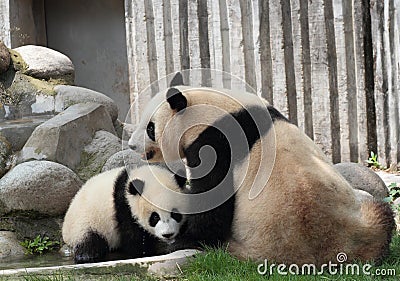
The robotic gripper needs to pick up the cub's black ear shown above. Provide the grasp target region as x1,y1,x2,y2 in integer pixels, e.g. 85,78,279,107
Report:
129,179,145,195
166,88,187,113
170,72,184,86
174,169,187,189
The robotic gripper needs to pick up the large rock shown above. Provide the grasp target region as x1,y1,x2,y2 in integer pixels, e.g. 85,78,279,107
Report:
0,116,52,151
334,162,389,200
0,41,10,74
18,103,116,170
0,231,25,259
0,72,56,118
76,130,122,181
102,149,143,172
13,45,74,84
54,85,119,122
0,161,82,216
0,137,11,178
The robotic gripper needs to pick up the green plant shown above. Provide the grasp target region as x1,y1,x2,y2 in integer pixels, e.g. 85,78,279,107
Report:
366,151,382,168
20,235,60,255
384,182,400,212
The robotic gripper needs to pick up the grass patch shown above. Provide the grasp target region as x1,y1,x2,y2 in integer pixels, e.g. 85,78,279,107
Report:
178,233,400,281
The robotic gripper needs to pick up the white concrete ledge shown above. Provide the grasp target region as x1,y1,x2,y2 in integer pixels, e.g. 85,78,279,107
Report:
0,249,199,276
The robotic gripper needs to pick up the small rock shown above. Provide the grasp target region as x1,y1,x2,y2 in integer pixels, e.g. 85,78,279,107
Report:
77,131,122,181
54,85,118,122
18,103,116,170
0,137,11,178
13,45,74,84
334,162,389,200
147,249,199,277
0,231,25,259
0,161,82,216
102,149,143,172
123,122,137,140
0,41,10,74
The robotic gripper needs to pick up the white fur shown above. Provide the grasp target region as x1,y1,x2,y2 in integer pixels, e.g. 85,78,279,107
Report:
62,165,187,252
62,168,123,250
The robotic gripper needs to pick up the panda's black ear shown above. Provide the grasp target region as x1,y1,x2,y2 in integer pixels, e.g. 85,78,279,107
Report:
166,88,187,113
129,179,145,196
170,72,184,86
174,169,187,189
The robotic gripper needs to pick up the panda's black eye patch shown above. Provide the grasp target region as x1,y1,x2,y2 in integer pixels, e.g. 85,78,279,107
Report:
171,208,182,223
149,212,160,227
146,122,155,141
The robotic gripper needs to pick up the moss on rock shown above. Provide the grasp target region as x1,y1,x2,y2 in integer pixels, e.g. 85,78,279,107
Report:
8,49,27,72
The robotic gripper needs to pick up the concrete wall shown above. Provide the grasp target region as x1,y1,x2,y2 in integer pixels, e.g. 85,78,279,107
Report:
0,0,11,46
45,0,130,120
0,0,46,47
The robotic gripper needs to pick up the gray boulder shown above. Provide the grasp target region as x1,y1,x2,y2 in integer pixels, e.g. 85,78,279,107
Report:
54,85,119,122
13,45,74,84
0,41,10,74
18,103,116,170
334,162,389,200
0,161,82,216
0,137,11,178
0,72,56,118
77,130,122,181
102,149,143,172
0,116,52,151
0,231,25,259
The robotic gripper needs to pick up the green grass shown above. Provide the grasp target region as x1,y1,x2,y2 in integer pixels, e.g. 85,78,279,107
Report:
178,233,400,281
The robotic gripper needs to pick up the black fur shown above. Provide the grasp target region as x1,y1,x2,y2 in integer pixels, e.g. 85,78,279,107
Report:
174,169,187,188
267,105,290,123
170,72,184,86
166,88,187,112
174,106,272,249
74,231,109,263
128,179,145,195
113,169,159,257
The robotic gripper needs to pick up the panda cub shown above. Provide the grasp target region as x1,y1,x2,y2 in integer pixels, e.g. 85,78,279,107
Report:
62,165,187,264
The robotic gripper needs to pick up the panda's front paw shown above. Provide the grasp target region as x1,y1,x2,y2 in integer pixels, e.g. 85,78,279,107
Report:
74,252,100,264
74,232,109,264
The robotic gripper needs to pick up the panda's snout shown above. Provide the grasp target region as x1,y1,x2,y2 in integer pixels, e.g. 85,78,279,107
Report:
129,144,137,150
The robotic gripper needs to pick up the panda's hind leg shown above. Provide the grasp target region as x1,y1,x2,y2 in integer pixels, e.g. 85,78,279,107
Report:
74,231,109,264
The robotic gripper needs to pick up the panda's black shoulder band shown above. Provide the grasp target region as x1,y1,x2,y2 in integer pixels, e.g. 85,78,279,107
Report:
174,169,187,189
114,168,129,192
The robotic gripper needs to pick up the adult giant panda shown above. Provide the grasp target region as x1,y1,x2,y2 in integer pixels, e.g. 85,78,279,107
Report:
128,73,395,265
62,165,187,264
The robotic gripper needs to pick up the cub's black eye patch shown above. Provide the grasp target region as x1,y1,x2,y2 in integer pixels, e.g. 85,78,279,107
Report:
171,208,182,223
149,212,160,227
147,122,155,141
